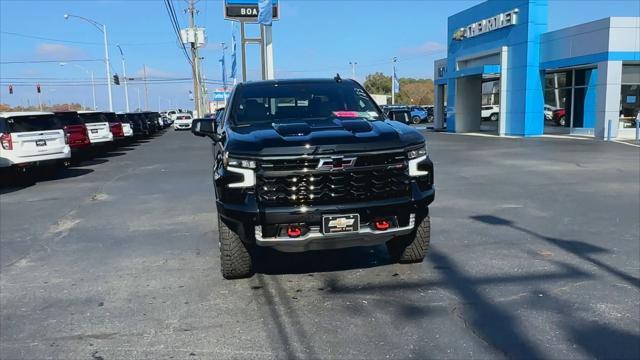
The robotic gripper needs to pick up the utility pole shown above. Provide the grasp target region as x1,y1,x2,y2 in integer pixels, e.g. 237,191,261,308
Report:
136,88,141,111
187,0,204,117
143,64,149,110
117,44,130,112
349,61,358,80
391,57,398,105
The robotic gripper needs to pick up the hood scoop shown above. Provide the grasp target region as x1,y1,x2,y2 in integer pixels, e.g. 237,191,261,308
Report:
340,119,373,133
273,123,312,137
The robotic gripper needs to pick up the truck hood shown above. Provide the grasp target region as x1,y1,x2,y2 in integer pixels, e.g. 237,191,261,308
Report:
226,118,425,156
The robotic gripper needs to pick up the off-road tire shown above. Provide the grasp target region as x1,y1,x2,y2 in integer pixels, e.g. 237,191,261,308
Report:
218,215,254,279
387,216,430,263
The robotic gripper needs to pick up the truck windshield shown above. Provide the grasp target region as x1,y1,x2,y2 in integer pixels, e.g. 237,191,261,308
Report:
230,81,383,125
5,115,63,132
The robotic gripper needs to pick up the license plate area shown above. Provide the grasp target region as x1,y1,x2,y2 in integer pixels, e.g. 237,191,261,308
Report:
91,129,99,134
35,139,47,147
322,214,360,234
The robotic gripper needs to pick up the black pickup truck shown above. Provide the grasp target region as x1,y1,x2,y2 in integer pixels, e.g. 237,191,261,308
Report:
193,78,435,279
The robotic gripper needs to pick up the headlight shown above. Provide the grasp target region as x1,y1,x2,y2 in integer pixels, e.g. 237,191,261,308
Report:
224,152,256,188
407,144,428,159
223,152,256,169
407,144,429,177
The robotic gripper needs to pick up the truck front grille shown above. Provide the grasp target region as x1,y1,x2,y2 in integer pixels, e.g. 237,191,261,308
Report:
256,153,410,206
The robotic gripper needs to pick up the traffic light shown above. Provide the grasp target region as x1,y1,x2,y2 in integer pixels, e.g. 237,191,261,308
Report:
8,85,13,94
113,74,120,85
36,84,41,93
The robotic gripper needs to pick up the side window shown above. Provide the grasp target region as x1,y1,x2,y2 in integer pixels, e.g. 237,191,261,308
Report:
0,119,6,133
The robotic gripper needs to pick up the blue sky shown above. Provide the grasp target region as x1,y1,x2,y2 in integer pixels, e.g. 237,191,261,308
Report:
1,0,638,111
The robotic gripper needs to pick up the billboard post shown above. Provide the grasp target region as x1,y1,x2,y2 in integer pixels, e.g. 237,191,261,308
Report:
224,0,278,81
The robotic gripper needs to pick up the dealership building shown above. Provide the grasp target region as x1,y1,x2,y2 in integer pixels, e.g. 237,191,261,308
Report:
433,0,640,139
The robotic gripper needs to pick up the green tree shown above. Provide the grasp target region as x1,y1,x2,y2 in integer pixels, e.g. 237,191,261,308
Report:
364,72,391,95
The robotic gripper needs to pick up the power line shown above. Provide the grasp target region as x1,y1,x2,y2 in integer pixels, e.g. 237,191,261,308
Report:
0,31,174,47
0,59,103,65
163,0,192,66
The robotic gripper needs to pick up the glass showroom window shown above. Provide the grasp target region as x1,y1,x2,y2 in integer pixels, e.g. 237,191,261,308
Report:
481,80,500,106
619,64,640,129
544,69,596,132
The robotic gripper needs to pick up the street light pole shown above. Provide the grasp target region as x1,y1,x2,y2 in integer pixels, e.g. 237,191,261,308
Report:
349,61,358,81
116,44,130,112
64,14,113,112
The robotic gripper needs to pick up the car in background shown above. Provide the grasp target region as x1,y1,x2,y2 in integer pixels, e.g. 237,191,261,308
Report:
481,105,500,121
173,113,193,130
116,113,135,139
384,107,413,124
544,105,556,121
410,106,430,124
552,108,567,127
54,111,91,159
0,112,71,171
108,115,126,142
78,111,114,146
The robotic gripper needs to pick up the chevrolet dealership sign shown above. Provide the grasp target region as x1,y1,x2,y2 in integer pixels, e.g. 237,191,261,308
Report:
453,9,518,41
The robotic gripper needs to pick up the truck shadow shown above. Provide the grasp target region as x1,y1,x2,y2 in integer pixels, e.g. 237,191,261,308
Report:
253,245,393,275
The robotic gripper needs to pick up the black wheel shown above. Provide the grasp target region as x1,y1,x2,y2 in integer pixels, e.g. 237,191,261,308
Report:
490,113,499,121
387,216,430,263
218,215,254,279
559,116,567,127
427,115,434,123
412,116,422,125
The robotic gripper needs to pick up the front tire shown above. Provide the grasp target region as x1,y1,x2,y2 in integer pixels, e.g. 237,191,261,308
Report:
412,116,422,124
558,116,567,127
218,215,254,279
490,113,499,121
387,216,430,263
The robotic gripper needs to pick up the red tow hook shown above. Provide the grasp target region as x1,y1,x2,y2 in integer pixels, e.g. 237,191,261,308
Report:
374,220,391,231
287,225,302,238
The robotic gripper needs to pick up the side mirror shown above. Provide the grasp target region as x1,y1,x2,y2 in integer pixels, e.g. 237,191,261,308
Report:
192,118,221,141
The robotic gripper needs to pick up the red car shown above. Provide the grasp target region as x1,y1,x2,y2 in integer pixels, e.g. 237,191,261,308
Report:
54,111,91,152
552,108,567,127
109,121,125,139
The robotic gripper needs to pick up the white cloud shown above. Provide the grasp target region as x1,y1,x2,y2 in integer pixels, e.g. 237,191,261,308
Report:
399,41,447,56
35,43,86,60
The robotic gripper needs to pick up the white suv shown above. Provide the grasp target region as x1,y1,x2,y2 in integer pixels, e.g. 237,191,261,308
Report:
481,105,500,121
77,111,114,144
173,114,193,130
0,112,71,168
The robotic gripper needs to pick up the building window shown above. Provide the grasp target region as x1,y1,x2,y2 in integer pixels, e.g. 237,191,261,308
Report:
620,64,640,129
544,68,596,131
481,80,500,106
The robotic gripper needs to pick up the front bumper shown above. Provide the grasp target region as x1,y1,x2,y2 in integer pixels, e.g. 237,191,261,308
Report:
217,183,434,252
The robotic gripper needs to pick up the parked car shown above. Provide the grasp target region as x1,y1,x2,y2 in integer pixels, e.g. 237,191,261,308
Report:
109,120,126,141
141,112,159,134
116,113,135,139
54,111,91,158
481,105,500,121
385,107,413,124
192,78,434,279
0,112,71,171
77,111,114,146
173,114,194,130
553,108,567,127
410,106,430,124
544,105,556,121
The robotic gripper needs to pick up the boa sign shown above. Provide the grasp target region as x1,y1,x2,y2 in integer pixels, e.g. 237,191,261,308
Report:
224,0,279,21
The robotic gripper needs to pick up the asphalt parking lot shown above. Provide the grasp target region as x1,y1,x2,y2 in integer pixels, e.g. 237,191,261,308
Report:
1,130,639,359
